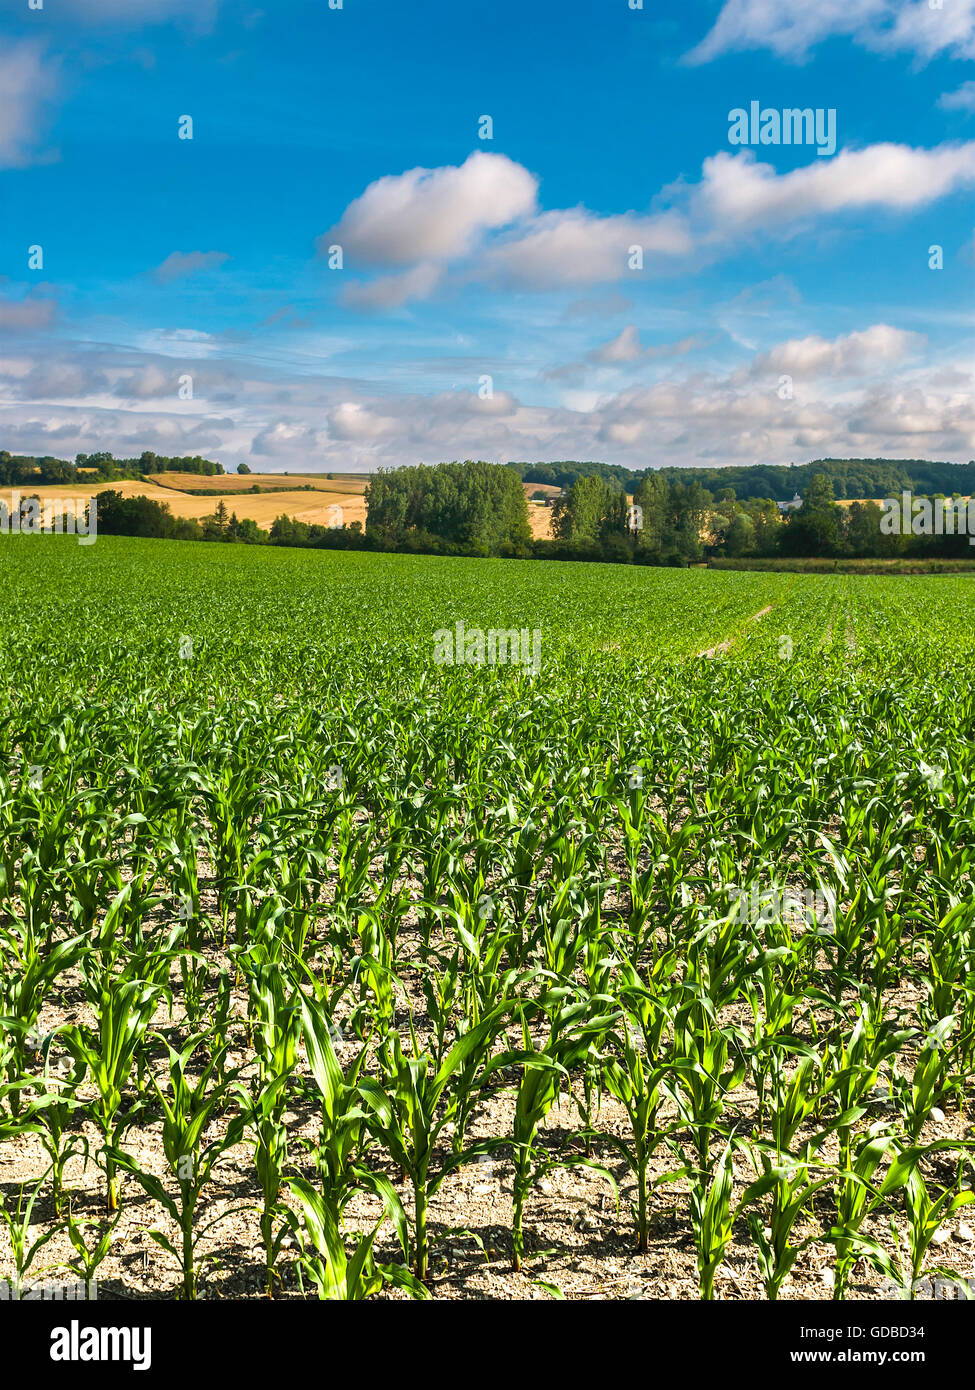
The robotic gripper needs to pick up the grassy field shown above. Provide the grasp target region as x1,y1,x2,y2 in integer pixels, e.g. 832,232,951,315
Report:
1,537,973,1302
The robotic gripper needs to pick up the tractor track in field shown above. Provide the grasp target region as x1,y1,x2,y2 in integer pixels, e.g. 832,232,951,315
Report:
698,602,777,659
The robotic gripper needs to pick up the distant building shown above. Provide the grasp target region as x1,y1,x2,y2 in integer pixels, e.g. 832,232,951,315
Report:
777,491,802,513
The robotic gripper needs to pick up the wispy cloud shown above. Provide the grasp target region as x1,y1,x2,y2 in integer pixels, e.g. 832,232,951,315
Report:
0,42,60,170
940,82,975,113
686,0,975,65
152,251,231,284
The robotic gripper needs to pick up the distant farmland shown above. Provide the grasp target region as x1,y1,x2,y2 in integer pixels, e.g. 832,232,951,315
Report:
1,473,369,531
1,471,559,537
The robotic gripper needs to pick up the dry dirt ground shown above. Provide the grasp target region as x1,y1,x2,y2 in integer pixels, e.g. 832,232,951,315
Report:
3,867,972,1303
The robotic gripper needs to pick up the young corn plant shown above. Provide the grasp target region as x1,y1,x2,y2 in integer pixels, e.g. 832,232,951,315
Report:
64,975,170,1211
826,1125,897,1301
0,1171,60,1297
733,1049,834,1298
285,1175,428,1301
21,1078,89,1220
235,957,299,1294
58,1204,122,1297
359,1007,509,1281
867,1144,975,1300
896,1016,955,1141
492,994,618,1273
296,990,371,1203
0,932,86,1116
689,1138,747,1302
598,960,688,1251
823,1004,911,1298
107,1035,246,1299
236,1072,292,1298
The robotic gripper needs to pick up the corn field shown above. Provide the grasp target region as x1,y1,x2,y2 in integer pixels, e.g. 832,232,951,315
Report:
1,536,974,1301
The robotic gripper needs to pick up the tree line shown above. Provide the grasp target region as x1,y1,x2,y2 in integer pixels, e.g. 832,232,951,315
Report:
547,470,975,564
508,456,975,502
0,450,225,486
9,458,975,565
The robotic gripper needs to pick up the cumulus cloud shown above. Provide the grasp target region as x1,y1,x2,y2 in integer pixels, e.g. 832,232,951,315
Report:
20,361,106,399
479,209,692,288
116,365,185,399
323,152,538,267
686,0,975,64
327,140,975,307
749,325,924,379
0,42,59,170
250,421,328,459
153,251,231,284
695,144,975,229
2,322,970,478
883,0,975,63
327,402,398,440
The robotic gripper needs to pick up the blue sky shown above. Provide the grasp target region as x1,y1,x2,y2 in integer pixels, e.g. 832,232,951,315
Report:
0,0,973,472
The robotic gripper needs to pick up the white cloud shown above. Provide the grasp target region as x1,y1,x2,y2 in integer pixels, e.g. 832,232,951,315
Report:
20,361,104,399
585,327,705,366
323,152,538,267
250,421,328,459
342,264,443,311
3,322,970,475
883,0,975,62
590,325,644,364
327,402,397,440
480,209,692,288
749,324,924,379
329,141,975,308
940,82,975,113
118,365,183,399
686,0,886,62
696,144,975,229
686,0,975,64
0,42,59,170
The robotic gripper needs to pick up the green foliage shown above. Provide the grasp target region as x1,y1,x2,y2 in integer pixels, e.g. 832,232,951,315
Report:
0,539,973,1302
365,460,532,555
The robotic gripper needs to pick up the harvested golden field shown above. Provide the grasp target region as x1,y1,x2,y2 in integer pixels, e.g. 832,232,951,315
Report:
2,479,368,531
521,483,557,539
527,501,554,539
1,480,180,508
148,472,370,496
